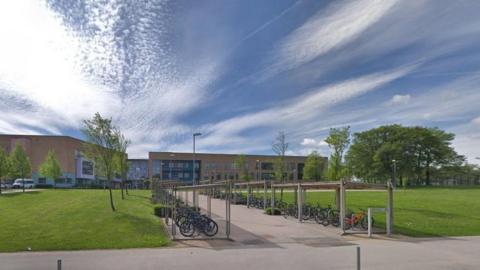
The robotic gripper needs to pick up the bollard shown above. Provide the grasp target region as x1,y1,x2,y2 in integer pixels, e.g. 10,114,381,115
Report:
356,246,361,270
57,259,62,270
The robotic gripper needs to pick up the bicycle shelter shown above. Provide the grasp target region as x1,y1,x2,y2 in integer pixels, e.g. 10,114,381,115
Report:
271,181,393,236
233,180,270,209
153,180,233,240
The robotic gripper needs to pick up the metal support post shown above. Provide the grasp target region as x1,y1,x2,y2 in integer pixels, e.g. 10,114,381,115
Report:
368,208,372,237
57,259,62,270
226,181,231,239
263,179,267,210
356,246,361,270
270,183,275,210
340,181,346,232
387,182,393,236
172,188,177,238
247,184,251,208
297,183,302,222
335,187,340,210
207,187,212,218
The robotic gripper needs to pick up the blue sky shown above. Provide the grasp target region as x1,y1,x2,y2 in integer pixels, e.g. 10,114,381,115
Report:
0,0,480,163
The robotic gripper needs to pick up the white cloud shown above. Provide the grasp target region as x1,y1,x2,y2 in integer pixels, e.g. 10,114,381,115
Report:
301,138,327,147
267,0,398,77
0,1,223,158
388,94,411,105
472,117,480,125
197,66,413,151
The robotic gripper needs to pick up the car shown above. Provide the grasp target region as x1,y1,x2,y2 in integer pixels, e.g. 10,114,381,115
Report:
12,179,35,189
0,182,12,189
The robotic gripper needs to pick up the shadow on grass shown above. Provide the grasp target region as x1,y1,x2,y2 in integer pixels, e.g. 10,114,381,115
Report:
127,193,152,200
114,211,166,236
0,191,41,197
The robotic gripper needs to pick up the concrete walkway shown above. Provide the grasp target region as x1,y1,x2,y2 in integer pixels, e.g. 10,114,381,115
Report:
1,194,480,269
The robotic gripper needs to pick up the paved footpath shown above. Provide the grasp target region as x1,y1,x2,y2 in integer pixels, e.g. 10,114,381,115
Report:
1,194,480,270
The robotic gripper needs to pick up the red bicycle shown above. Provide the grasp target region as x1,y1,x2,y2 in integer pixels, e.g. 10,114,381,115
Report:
344,209,373,230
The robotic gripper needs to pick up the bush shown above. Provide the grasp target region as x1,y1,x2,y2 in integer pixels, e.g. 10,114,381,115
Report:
265,207,281,215
154,205,172,218
35,184,53,189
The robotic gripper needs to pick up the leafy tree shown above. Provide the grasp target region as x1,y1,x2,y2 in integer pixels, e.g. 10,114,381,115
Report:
303,151,325,181
234,154,251,181
9,144,32,193
272,132,289,201
114,131,130,199
82,113,121,211
346,125,461,185
272,131,288,182
325,126,350,181
39,150,62,188
0,147,9,194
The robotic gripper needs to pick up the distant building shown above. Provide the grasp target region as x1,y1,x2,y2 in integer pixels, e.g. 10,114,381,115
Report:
148,152,323,184
0,134,325,188
0,134,95,187
127,159,149,188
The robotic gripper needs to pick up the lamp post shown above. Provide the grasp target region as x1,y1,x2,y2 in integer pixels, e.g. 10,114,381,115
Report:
193,133,202,207
392,159,397,188
169,153,175,180
256,159,260,182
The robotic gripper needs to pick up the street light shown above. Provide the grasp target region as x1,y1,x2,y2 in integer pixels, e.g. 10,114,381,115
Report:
193,133,202,207
169,153,175,180
392,159,397,188
256,159,260,182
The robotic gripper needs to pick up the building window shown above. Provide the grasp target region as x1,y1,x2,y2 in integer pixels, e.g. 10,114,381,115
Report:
82,160,94,175
261,163,274,170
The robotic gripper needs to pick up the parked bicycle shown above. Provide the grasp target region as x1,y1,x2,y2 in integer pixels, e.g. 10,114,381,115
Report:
344,209,373,230
175,206,219,237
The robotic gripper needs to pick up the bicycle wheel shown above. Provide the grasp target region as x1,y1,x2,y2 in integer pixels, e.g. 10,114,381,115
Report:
343,218,352,230
360,216,374,230
204,219,218,237
315,211,326,224
179,222,195,237
330,213,340,227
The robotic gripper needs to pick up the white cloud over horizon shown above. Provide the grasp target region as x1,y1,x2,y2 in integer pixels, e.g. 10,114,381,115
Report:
0,0,479,165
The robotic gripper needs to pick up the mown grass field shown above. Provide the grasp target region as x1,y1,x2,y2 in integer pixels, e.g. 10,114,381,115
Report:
251,187,480,237
0,189,169,252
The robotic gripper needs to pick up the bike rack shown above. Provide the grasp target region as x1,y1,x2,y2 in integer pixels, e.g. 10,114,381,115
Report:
169,181,232,240
233,180,270,209
270,181,393,236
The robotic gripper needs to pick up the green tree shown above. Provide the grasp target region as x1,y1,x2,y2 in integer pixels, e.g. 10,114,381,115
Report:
234,154,251,181
325,126,350,181
272,131,288,182
9,144,32,193
82,113,121,211
114,131,130,199
0,147,9,194
272,132,289,201
39,150,62,188
303,151,325,181
346,125,461,185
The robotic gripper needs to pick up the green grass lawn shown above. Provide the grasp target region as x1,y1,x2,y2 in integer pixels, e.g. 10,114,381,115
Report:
0,189,169,252
252,187,480,237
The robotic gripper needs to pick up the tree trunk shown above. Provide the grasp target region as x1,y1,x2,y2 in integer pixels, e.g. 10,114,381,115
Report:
125,181,129,195
22,178,25,193
425,163,431,186
121,180,125,200
109,181,116,211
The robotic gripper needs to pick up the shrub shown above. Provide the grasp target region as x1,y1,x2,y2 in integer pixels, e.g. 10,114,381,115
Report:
35,184,53,189
265,207,281,215
154,205,171,218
